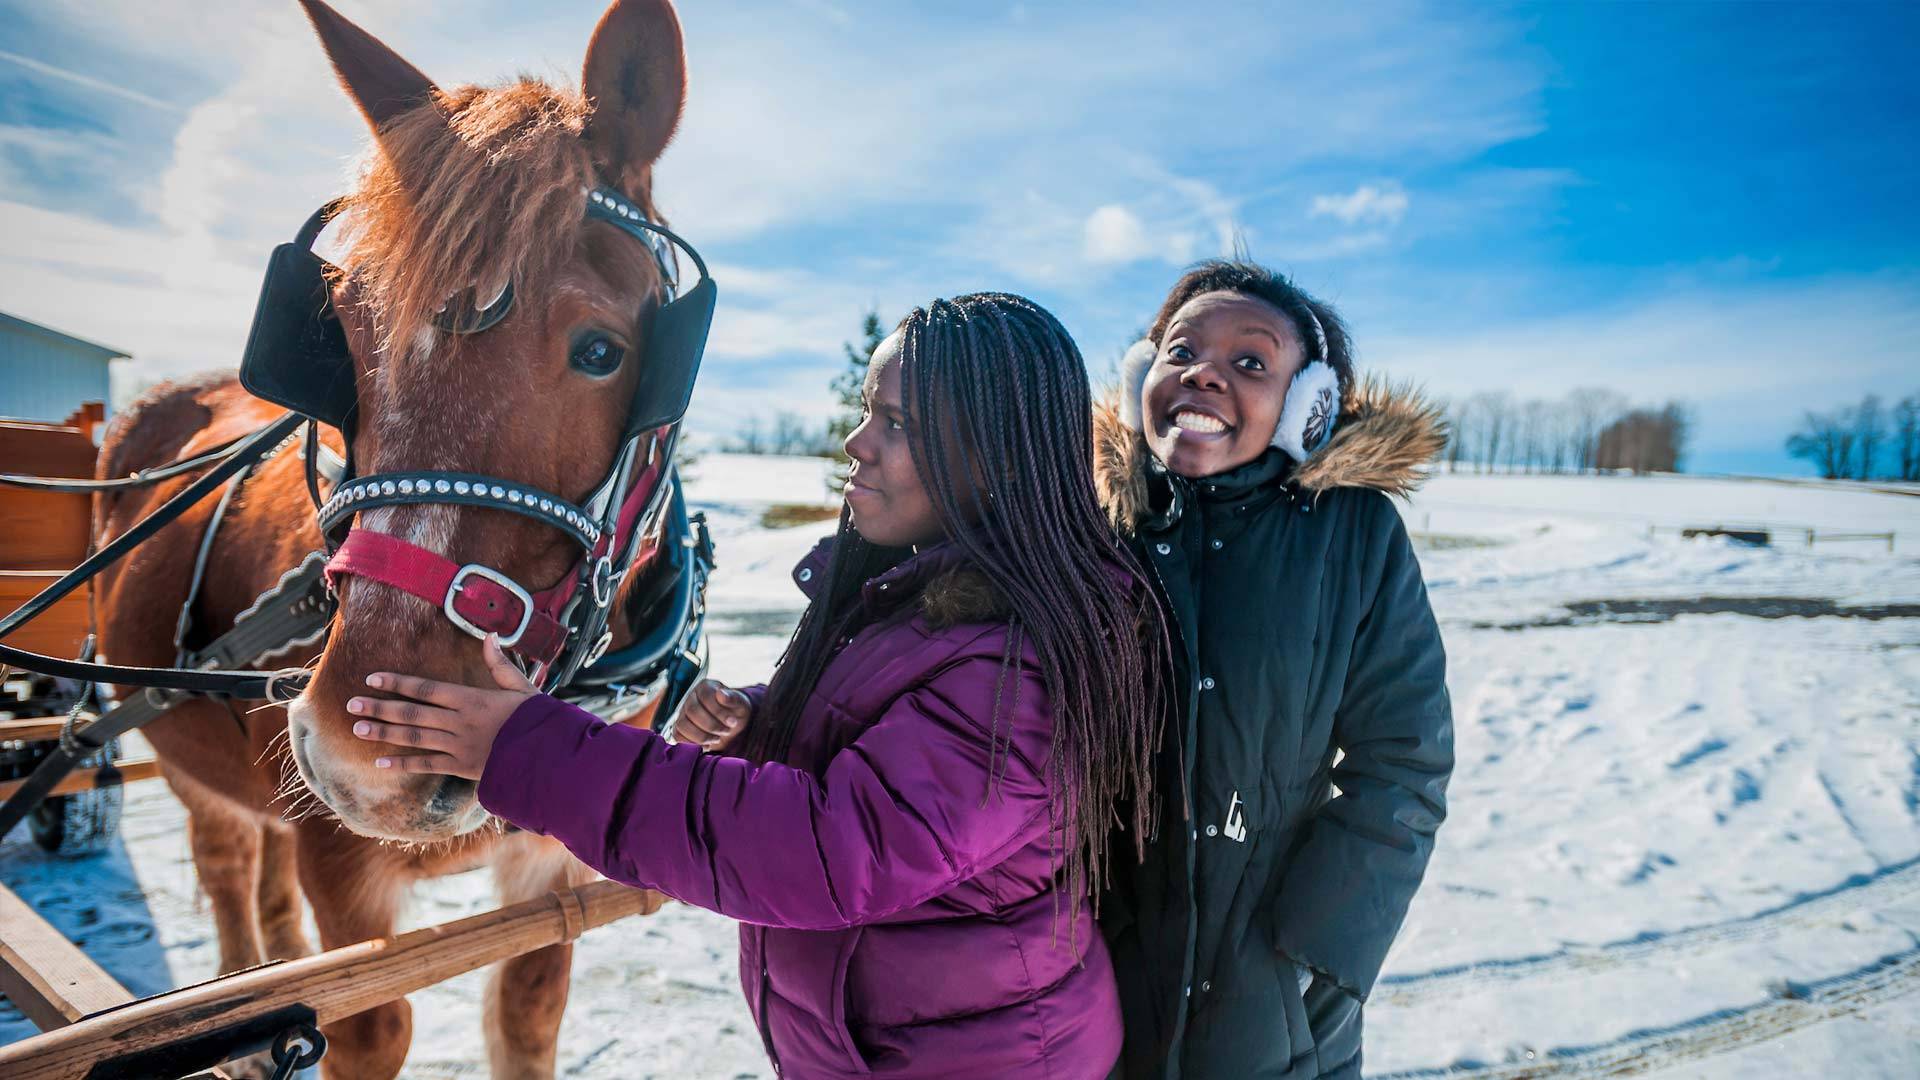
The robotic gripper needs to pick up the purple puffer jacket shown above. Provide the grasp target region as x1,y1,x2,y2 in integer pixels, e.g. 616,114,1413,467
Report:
478,541,1121,1078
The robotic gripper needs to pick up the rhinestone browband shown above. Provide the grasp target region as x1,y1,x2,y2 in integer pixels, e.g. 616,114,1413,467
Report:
316,471,603,551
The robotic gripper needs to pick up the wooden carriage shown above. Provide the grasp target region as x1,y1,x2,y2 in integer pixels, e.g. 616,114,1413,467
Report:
0,404,150,855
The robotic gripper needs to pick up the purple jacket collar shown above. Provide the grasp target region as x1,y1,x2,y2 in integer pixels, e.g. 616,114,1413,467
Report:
792,537,975,609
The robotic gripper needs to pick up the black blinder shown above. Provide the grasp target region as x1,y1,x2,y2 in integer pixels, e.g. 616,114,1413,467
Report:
238,188,714,440
239,201,357,433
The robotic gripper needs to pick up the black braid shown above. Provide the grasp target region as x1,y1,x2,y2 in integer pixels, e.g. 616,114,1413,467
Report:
747,292,1172,942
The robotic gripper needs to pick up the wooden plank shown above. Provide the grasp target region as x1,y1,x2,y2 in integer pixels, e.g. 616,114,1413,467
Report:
0,881,134,1032
0,880,666,1080
0,758,161,802
0,718,74,743
0,573,91,659
0,422,96,479
0,490,91,571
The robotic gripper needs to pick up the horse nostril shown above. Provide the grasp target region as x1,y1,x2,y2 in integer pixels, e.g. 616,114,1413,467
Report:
428,774,476,816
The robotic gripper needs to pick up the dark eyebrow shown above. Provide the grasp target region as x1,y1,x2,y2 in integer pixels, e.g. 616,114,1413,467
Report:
1242,324,1284,347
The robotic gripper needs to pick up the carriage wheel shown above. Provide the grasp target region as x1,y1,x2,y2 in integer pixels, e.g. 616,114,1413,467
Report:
29,739,125,856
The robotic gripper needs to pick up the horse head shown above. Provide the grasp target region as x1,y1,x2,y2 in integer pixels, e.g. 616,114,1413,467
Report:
283,0,691,842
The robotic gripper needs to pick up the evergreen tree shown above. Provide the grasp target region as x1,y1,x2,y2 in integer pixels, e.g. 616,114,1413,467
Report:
828,310,886,490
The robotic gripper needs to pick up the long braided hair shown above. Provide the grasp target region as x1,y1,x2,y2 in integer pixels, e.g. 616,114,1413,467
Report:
745,292,1171,933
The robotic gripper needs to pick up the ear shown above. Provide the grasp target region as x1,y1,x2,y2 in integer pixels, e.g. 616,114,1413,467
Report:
299,0,439,132
581,0,688,198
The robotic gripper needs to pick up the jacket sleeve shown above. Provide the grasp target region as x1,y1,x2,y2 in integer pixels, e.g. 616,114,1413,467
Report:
1271,496,1453,1000
477,650,1054,930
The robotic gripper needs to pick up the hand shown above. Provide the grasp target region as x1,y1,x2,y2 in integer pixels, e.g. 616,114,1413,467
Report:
347,634,538,780
672,678,753,750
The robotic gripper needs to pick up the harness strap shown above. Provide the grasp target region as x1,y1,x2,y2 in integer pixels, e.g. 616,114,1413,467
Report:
324,531,570,665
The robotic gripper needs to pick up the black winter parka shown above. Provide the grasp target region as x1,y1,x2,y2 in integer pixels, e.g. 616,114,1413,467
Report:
1095,381,1455,1079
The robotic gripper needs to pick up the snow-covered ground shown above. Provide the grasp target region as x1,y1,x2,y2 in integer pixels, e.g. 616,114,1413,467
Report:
4,456,1916,1078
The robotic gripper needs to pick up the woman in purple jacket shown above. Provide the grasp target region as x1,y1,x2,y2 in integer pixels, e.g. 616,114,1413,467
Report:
344,292,1170,1078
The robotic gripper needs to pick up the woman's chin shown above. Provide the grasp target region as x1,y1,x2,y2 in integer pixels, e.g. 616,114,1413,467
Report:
1150,434,1259,480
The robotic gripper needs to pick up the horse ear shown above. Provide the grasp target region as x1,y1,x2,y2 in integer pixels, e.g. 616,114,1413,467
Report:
298,0,439,132
581,0,688,197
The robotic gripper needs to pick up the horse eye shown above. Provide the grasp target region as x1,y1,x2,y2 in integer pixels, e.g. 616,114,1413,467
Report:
570,334,625,377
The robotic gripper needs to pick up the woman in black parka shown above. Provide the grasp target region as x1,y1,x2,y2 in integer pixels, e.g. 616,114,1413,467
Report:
1097,261,1454,1079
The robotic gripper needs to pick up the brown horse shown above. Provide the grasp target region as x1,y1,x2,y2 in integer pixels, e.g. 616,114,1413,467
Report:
91,2,691,1075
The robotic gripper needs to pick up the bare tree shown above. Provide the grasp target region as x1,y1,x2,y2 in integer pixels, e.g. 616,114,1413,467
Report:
1854,394,1886,480
1566,387,1629,473
1594,401,1690,474
768,411,825,456
730,416,769,455
1666,401,1694,472
1443,396,1473,473
1894,394,1920,482
1785,409,1851,479
1466,391,1511,474
1544,400,1574,473
1519,399,1553,473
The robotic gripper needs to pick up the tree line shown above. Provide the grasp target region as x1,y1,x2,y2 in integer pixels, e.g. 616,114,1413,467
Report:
1434,389,1693,475
1785,392,1920,481
722,312,886,486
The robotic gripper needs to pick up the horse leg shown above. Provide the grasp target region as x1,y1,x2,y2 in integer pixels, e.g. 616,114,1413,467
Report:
173,771,266,974
256,823,311,961
481,839,595,1080
296,823,412,1080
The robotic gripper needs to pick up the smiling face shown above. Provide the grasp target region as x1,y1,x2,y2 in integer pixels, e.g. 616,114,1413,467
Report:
841,331,947,548
1141,290,1306,478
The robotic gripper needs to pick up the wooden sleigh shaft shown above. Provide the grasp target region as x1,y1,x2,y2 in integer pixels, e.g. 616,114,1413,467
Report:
0,878,666,1080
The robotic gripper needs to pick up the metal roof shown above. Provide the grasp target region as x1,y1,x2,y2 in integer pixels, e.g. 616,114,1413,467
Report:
0,310,129,362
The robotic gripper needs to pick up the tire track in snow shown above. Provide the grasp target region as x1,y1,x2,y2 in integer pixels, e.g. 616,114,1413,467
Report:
1374,856,1920,1008
1374,945,1920,1079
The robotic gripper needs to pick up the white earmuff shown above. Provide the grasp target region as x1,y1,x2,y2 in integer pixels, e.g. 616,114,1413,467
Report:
1273,360,1341,462
1118,338,1157,432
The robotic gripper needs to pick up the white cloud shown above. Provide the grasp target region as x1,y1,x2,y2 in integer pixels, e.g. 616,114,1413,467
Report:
1083,205,1152,265
0,48,182,113
1311,183,1410,226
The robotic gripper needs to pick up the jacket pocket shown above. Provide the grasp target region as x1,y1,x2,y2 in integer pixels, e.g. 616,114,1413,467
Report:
831,926,872,1075
764,926,872,1075
1184,932,1307,1077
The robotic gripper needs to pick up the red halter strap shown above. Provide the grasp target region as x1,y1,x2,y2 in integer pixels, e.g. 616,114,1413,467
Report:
319,439,670,678
324,531,571,665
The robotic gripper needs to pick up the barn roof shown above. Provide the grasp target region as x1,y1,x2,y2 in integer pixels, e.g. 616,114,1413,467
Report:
0,310,129,362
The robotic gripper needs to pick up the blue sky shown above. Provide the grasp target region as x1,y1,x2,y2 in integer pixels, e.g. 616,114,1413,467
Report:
2,1,1915,476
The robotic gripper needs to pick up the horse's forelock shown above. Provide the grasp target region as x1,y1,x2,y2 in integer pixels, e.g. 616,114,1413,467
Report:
335,79,603,361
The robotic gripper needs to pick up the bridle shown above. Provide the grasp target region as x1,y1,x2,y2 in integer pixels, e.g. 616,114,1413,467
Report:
241,185,716,692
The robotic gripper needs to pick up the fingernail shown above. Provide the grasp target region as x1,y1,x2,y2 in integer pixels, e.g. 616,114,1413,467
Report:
353,721,371,737
366,674,384,689
375,758,392,769
347,698,364,714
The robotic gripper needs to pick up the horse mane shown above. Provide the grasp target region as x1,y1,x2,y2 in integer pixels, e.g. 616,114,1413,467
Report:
336,79,633,358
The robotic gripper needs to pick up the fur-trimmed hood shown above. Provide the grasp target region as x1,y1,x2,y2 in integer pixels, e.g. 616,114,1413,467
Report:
1094,375,1448,533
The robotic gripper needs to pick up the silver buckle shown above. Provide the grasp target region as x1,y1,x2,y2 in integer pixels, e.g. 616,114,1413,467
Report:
444,563,535,648
591,555,620,609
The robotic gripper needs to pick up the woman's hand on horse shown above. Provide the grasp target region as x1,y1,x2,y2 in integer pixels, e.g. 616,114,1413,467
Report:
347,634,538,780
672,678,753,750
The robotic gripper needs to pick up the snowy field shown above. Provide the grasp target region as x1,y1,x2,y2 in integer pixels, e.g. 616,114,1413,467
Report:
3,454,1917,1078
